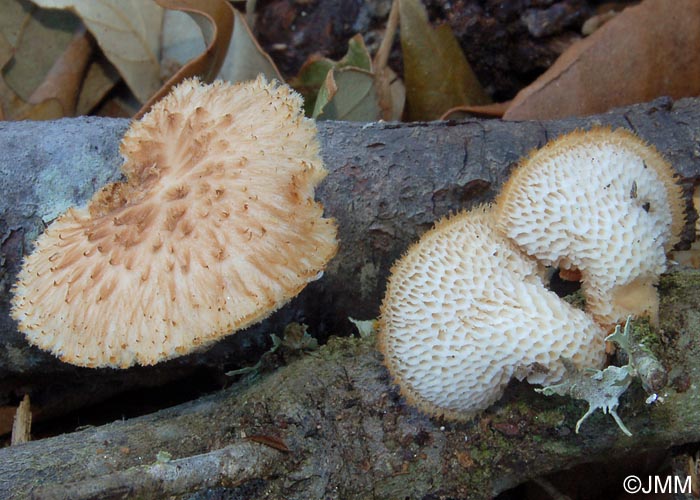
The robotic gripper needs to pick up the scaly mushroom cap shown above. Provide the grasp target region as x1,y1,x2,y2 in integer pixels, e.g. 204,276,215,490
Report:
378,207,606,419
11,77,338,368
495,127,685,328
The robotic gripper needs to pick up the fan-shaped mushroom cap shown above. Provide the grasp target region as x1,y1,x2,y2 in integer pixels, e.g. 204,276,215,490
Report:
11,77,338,368
378,207,606,419
495,128,685,329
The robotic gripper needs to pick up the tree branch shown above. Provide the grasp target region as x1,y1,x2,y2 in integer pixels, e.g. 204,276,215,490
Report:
0,269,699,499
0,95,700,456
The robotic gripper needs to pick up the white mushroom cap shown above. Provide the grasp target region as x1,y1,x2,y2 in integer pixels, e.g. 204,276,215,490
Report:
378,207,606,419
495,128,685,329
11,76,338,368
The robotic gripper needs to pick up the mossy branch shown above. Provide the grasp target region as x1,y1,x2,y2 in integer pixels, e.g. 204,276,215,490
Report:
1,98,700,435
1,270,699,499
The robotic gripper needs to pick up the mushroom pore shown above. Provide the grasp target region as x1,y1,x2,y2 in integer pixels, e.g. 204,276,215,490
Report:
378,207,606,419
495,127,685,329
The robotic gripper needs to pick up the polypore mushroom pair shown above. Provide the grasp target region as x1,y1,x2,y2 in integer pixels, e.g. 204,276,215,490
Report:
496,129,685,330
11,77,338,368
379,128,685,419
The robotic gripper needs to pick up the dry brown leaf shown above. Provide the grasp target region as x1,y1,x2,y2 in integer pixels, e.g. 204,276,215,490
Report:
373,0,404,121
160,10,206,78
11,395,31,446
2,0,81,101
505,0,700,120
15,98,64,120
0,32,64,120
0,32,16,118
28,27,93,116
94,95,136,118
217,8,282,84
400,0,490,121
75,55,121,116
32,0,164,104
440,101,511,120
135,0,234,118
376,66,405,121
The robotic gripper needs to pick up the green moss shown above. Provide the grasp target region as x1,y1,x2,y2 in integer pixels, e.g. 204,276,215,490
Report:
562,289,586,310
471,443,497,465
628,317,662,356
533,409,566,428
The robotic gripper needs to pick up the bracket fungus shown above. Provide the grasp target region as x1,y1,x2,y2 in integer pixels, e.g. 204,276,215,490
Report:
378,207,606,419
495,128,685,329
11,77,338,368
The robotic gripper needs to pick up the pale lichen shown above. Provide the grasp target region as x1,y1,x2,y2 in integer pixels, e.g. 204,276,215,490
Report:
536,316,663,437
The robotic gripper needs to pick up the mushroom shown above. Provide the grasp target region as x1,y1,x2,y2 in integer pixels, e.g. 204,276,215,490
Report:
495,128,685,329
378,207,606,419
11,77,338,368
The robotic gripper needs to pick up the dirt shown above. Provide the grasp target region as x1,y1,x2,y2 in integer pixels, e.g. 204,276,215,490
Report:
253,0,629,102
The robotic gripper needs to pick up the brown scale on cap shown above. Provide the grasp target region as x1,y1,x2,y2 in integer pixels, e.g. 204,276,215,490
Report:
11,77,338,368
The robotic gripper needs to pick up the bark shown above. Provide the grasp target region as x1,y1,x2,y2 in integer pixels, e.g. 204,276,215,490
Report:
0,269,699,499
1,97,700,428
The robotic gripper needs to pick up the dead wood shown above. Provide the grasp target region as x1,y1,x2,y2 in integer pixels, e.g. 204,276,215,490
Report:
0,269,698,499
0,97,699,435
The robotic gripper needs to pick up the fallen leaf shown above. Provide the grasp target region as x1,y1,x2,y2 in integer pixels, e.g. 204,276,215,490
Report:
15,97,64,120
75,54,121,116
313,67,381,121
440,101,511,120
336,34,372,71
11,395,31,446
292,34,371,116
373,0,405,121
135,0,233,117
505,0,700,120
28,27,93,116
32,0,164,104
308,35,386,122
95,88,140,118
0,31,64,120
292,56,334,114
379,67,405,121
160,9,206,79
3,0,81,101
399,0,490,121
0,31,19,117
217,8,282,84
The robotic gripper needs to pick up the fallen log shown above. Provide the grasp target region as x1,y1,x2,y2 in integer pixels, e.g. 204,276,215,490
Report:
0,97,699,431
0,269,699,499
